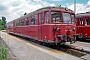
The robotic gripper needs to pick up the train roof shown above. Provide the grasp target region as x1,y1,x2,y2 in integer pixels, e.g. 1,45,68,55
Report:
9,6,74,23
25,6,74,17
31,6,74,12
76,12,90,18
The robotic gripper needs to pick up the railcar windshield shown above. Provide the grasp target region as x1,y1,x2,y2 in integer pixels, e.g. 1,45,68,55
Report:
51,11,62,23
62,12,71,23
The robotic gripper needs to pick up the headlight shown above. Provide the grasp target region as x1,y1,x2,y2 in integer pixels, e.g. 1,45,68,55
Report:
73,28,76,31
57,28,60,32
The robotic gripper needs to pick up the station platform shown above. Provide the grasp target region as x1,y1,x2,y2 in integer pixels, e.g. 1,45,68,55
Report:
0,31,83,60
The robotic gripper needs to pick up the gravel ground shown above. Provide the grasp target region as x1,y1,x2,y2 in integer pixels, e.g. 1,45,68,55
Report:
0,37,19,60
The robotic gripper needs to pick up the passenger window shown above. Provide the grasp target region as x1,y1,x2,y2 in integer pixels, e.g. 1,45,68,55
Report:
45,12,50,23
16,21,18,26
25,18,29,25
71,14,75,24
21,19,24,26
30,15,36,25
41,13,44,23
17,20,20,26
7,22,13,27
80,18,83,25
86,18,90,25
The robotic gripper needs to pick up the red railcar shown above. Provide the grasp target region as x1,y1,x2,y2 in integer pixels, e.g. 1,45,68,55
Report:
76,12,90,40
7,6,76,44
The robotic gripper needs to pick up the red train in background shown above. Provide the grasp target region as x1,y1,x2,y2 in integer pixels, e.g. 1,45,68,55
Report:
76,12,90,40
6,6,76,45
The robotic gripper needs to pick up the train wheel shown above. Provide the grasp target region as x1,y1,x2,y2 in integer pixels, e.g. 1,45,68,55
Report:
60,40,66,45
73,36,76,43
42,42,45,46
70,38,73,44
76,35,79,41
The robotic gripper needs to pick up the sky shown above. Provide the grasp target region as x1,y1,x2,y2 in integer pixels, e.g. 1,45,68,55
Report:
0,0,89,22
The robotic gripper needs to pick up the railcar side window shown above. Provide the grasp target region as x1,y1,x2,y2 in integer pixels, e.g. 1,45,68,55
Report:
17,20,20,26
7,23,9,28
62,12,71,23
25,18,29,25
16,21,18,26
71,14,75,24
80,18,83,25
21,20,24,26
51,12,62,23
30,15,36,25
39,13,44,23
85,18,90,25
7,22,13,27
45,12,50,23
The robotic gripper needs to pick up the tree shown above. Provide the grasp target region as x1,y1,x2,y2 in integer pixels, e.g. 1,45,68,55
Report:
0,19,2,30
0,16,6,30
2,16,6,21
2,16,6,24
2,16,6,30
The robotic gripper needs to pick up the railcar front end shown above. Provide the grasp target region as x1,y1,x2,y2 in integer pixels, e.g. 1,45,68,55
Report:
42,8,76,45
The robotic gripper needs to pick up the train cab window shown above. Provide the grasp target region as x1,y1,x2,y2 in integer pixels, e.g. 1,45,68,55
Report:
30,15,36,25
71,14,75,24
85,18,90,25
51,12,62,23
21,19,24,26
17,20,20,26
62,12,71,23
45,12,50,23
25,18,29,25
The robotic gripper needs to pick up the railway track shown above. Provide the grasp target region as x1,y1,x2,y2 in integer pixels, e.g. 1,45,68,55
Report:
8,33,90,59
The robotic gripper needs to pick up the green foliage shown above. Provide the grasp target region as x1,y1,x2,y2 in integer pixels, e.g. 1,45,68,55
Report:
0,16,6,30
0,46,8,60
2,16,6,21
0,19,2,30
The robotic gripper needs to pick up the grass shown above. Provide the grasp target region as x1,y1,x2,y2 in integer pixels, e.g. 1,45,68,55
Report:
0,46,8,60
0,38,8,60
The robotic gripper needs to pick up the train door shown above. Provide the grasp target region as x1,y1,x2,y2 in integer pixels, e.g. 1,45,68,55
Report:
38,13,43,41
13,21,15,32
79,18,84,37
76,18,79,34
